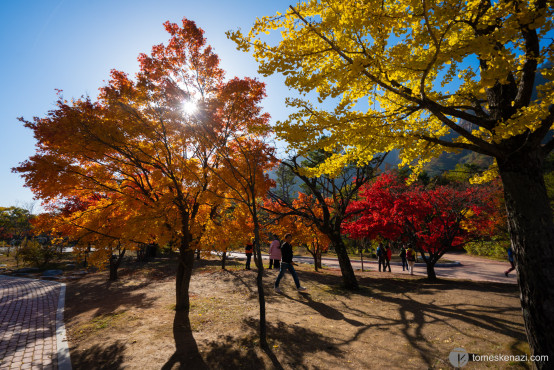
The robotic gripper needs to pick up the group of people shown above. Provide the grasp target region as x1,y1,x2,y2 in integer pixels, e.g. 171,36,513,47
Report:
376,243,417,275
243,235,286,270
248,236,520,284
248,235,420,284
244,234,307,293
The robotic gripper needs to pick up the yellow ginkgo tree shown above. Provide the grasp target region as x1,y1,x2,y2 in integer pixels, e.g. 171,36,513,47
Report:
230,0,554,363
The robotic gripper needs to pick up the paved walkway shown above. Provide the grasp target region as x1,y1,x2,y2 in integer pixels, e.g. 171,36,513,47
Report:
226,251,517,285
0,276,69,370
427,252,517,284
318,252,517,284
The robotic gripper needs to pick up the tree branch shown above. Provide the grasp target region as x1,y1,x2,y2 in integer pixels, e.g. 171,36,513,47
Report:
416,134,494,157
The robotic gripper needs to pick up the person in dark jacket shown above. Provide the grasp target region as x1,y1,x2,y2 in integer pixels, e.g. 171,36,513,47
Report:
505,246,515,276
400,246,408,271
245,239,253,270
274,233,306,292
376,243,386,272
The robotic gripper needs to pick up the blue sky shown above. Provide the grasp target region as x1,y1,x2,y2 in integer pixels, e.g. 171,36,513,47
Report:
0,0,297,210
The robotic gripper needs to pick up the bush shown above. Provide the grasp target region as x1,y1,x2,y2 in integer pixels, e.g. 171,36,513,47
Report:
18,239,60,267
464,239,509,259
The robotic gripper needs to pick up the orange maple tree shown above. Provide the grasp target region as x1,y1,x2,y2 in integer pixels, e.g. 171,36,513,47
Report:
265,193,330,271
15,18,271,364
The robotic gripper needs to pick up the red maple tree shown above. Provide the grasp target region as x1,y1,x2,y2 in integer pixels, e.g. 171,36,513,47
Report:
343,173,499,279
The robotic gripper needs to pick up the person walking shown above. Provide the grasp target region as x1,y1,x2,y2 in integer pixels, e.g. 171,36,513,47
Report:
268,235,281,269
376,243,386,272
505,246,516,276
384,244,392,272
406,246,416,275
274,233,306,292
245,239,254,270
399,245,408,271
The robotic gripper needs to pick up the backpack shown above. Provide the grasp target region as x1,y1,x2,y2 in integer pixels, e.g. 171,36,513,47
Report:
406,249,415,261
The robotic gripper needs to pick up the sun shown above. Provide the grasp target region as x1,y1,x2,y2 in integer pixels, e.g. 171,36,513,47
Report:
182,100,197,115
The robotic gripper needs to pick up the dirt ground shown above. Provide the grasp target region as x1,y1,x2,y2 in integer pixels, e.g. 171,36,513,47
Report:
64,256,530,369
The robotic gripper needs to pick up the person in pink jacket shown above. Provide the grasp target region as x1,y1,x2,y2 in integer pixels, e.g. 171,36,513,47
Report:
268,235,282,269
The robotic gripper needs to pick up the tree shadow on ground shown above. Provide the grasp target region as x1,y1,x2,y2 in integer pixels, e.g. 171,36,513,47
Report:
242,318,345,370
70,340,126,370
162,311,208,370
64,275,158,320
189,263,526,368
64,255,229,320
202,334,270,370
224,269,259,295
284,291,366,328
193,258,243,270
368,276,525,367
161,310,282,370
167,313,347,369
282,269,527,368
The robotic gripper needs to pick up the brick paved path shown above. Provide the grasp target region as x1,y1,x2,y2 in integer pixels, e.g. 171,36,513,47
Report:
0,276,61,370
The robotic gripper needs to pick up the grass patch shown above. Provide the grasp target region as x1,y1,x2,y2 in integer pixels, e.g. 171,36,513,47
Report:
91,312,126,330
73,312,128,341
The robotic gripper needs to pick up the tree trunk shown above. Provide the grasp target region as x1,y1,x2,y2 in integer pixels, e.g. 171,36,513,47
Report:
176,247,195,311
315,252,321,271
165,214,205,369
221,251,227,270
421,251,440,280
84,243,91,268
109,248,126,281
308,244,319,272
314,243,321,271
109,257,118,281
307,242,321,271
316,250,322,270
252,207,268,350
331,234,358,290
425,262,437,280
311,253,319,272
498,151,554,367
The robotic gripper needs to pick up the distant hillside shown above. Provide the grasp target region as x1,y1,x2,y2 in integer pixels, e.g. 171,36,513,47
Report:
424,149,493,176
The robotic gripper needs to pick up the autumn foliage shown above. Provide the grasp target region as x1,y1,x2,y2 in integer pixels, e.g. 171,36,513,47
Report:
265,192,330,271
233,2,554,360
15,18,273,354
343,173,499,278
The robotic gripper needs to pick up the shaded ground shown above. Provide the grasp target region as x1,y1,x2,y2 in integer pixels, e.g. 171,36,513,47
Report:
64,256,530,369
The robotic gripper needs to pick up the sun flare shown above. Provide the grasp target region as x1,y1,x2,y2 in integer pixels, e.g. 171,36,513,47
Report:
182,100,197,115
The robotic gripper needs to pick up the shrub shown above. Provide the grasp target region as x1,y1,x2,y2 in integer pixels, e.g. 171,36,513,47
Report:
464,239,509,259
19,239,60,267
